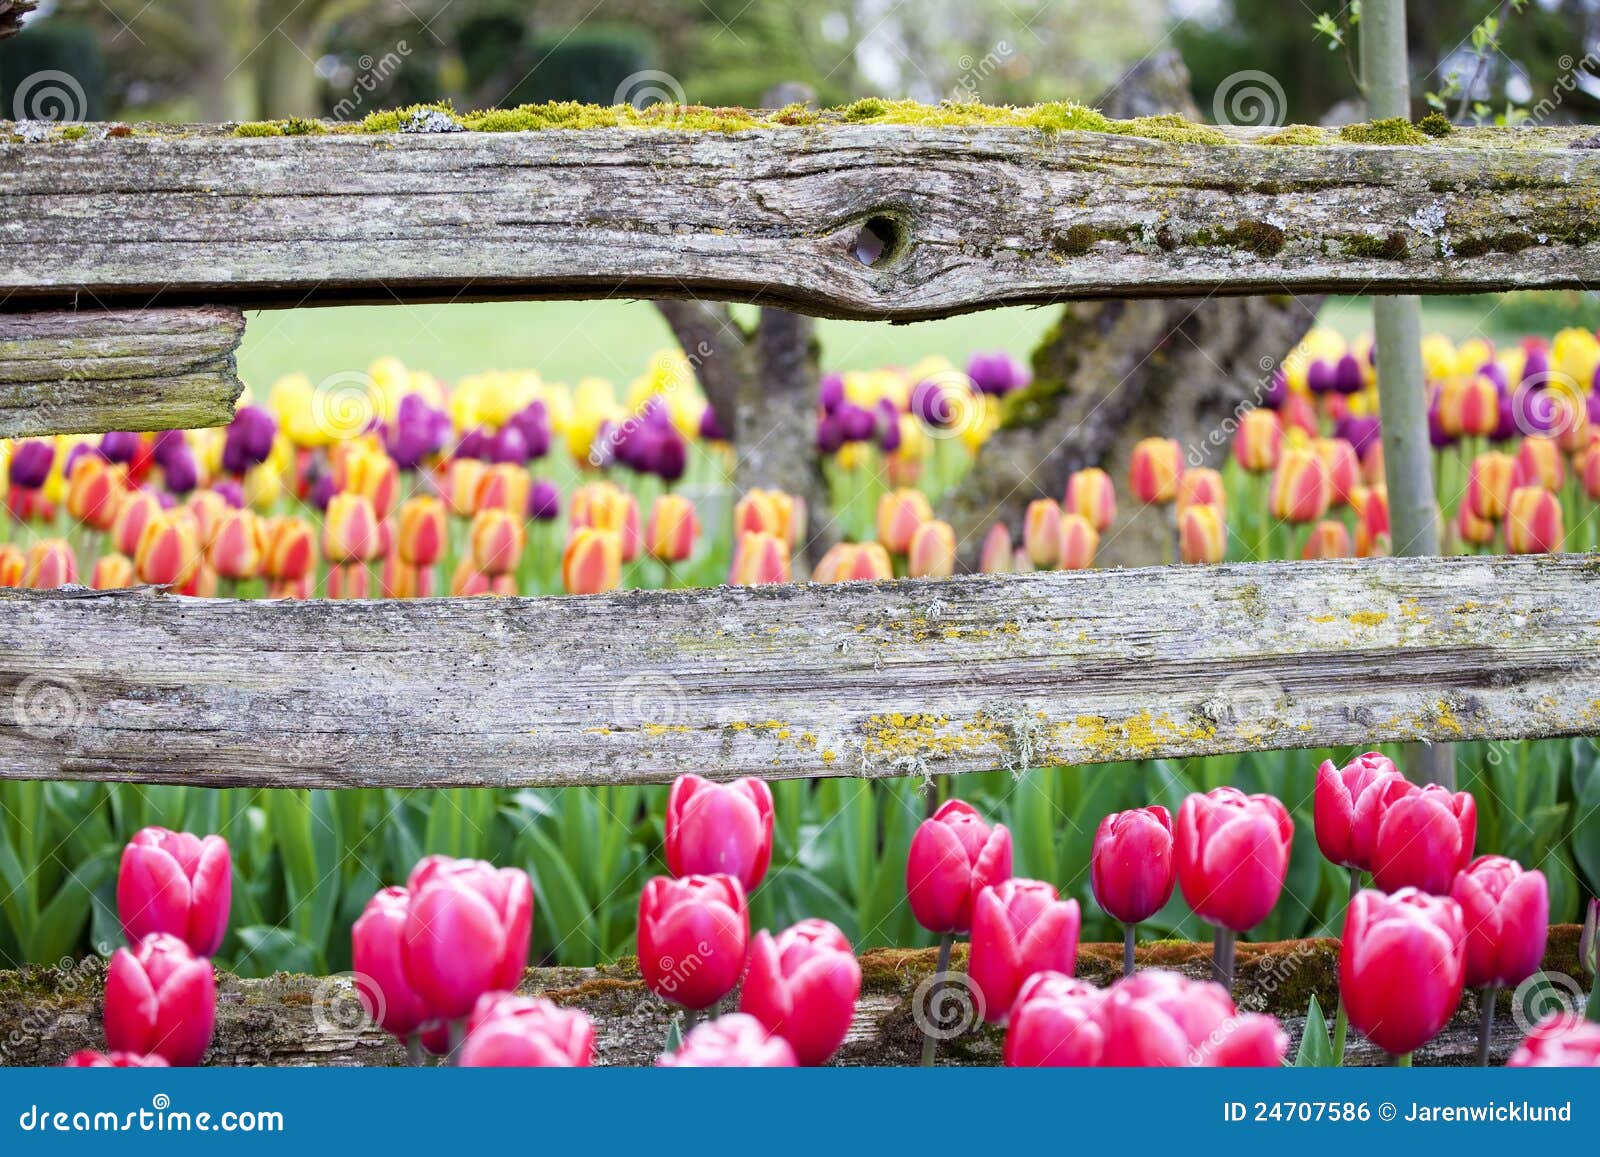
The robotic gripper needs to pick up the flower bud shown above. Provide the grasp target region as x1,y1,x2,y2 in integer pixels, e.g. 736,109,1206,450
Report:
729,530,790,585
134,514,199,587
1023,499,1063,568
1129,438,1181,504
470,508,526,576
978,522,1013,574
638,874,749,1011
1301,519,1352,560
1468,451,1515,520
209,507,264,580
1232,409,1282,473
1178,503,1226,564
1175,468,1226,516
395,495,447,568
907,519,956,578
92,552,136,589
561,527,622,595
1269,448,1330,523
812,541,893,583
875,487,932,554
1064,467,1116,531
646,494,701,563
1505,485,1563,553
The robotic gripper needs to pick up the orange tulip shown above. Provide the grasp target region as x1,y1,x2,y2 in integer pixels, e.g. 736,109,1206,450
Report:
91,553,136,590
1455,501,1497,547
729,530,791,586
25,539,77,588
1583,444,1600,501
470,508,526,576
1128,438,1181,504
1351,486,1391,558
446,458,487,517
475,463,532,516
1232,409,1282,473
1467,451,1515,520
1058,513,1099,571
647,494,701,564
1314,438,1359,506
978,523,1013,574
733,488,804,549
1023,499,1063,569
561,527,623,594
0,543,24,587
1064,467,1116,531
134,514,199,587
175,563,218,598
1176,467,1226,516
327,562,369,600
263,516,315,582
875,488,932,554
209,507,264,581
185,490,231,552
1279,393,1319,439
1512,437,1565,492
450,558,493,597
1269,448,1331,523
1178,503,1227,564
66,455,126,532
396,496,448,568
907,520,957,578
112,490,164,558
1505,486,1563,554
323,493,382,565
1301,520,1352,560
344,447,400,520
570,481,642,562
812,542,894,584
1360,440,1385,488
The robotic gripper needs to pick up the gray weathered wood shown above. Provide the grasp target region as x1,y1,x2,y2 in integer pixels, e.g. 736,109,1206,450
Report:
0,555,1597,788
4,929,1582,1066
0,306,245,435
3,123,1599,318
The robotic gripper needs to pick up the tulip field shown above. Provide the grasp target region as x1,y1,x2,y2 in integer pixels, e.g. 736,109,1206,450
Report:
3,311,1600,1069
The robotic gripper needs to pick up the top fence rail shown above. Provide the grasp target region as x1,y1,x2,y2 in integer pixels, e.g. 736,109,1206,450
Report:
3,114,1599,319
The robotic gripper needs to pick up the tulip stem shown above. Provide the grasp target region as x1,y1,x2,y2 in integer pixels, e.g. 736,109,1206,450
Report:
1123,924,1136,978
447,1018,466,1066
1332,868,1360,1066
682,1006,702,1038
1393,1051,1413,1067
920,932,955,1068
406,1033,423,1067
1477,986,1497,1066
1211,927,1236,993
1587,974,1600,1024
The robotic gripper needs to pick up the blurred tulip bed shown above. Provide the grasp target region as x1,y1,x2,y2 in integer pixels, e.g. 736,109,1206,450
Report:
3,320,1600,1065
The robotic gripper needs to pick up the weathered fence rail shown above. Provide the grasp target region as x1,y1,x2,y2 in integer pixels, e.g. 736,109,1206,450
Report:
2,122,1598,320
1,555,1596,789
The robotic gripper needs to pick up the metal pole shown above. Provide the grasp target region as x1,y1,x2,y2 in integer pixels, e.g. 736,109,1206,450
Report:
1360,0,1455,789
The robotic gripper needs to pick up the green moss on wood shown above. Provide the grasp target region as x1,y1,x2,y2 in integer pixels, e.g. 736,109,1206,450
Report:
1261,125,1329,147
1419,112,1455,138
1453,231,1537,258
1339,117,1429,146
234,121,284,137
1344,231,1410,260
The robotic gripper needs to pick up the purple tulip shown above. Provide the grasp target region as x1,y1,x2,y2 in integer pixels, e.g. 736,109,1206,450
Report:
699,405,728,442
966,351,1029,396
99,431,140,464
490,424,529,465
1427,393,1455,448
838,402,876,443
1335,415,1381,458
527,479,561,521
63,442,104,479
1333,353,1365,395
818,373,845,414
150,431,187,469
876,400,902,452
308,473,337,512
1479,362,1508,391
221,405,277,474
1307,358,1335,394
653,430,688,483
455,427,491,461
8,440,55,489
815,413,844,453
1520,345,1550,386
1263,370,1288,409
212,480,245,509
505,401,551,460
910,379,950,427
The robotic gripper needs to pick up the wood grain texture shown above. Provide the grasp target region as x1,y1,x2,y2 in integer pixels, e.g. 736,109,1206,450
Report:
0,306,244,435
4,929,1583,1066
3,125,1599,318
1,555,1597,788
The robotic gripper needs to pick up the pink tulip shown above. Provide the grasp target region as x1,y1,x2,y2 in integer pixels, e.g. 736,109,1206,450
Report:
657,1013,797,1067
401,856,534,1021
739,918,861,1065
1371,784,1476,895
1002,971,1106,1067
1175,788,1294,933
352,886,432,1040
1091,806,1175,925
457,991,595,1067
967,878,1080,1023
1313,752,1406,871
1450,855,1549,990
116,827,232,956
62,1050,169,1067
905,799,1013,935
637,874,748,1011
1506,1013,1600,1067
664,774,774,893
1340,887,1465,1057
1097,969,1288,1067
103,933,216,1066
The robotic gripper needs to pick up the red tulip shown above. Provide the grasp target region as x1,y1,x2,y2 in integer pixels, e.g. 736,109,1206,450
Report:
1002,971,1106,1067
739,918,861,1065
1340,887,1465,1056
656,1012,797,1067
637,874,748,1011
352,886,432,1041
1450,855,1549,990
62,1050,169,1067
457,991,595,1067
1506,1013,1600,1067
103,933,216,1066
116,827,231,957
1175,788,1293,933
401,856,534,1021
905,799,1013,935
664,774,774,893
1097,969,1288,1067
1313,752,1406,872
1090,806,1175,925
968,878,1080,1023
1371,783,1476,895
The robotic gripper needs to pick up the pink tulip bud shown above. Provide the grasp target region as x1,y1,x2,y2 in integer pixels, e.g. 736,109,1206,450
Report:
968,878,1080,1024
1506,1013,1600,1067
637,874,749,1011
103,933,216,1066
457,991,596,1067
739,918,861,1066
401,856,534,1021
1312,752,1405,872
1097,969,1288,1066
62,1050,170,1067
1450,855,1549,990
352,886,432,1040
1002,971,1105,1067
905,799,1013,935
1340,888,1465,1056
656,1012,797,1067
1371,783,1476,895
116,827,232,957
1091,806,1175,926
664,774,774,893
1175,787,1293,933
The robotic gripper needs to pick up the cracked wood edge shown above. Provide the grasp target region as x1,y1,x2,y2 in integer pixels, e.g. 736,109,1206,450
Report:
0,555,1597,788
